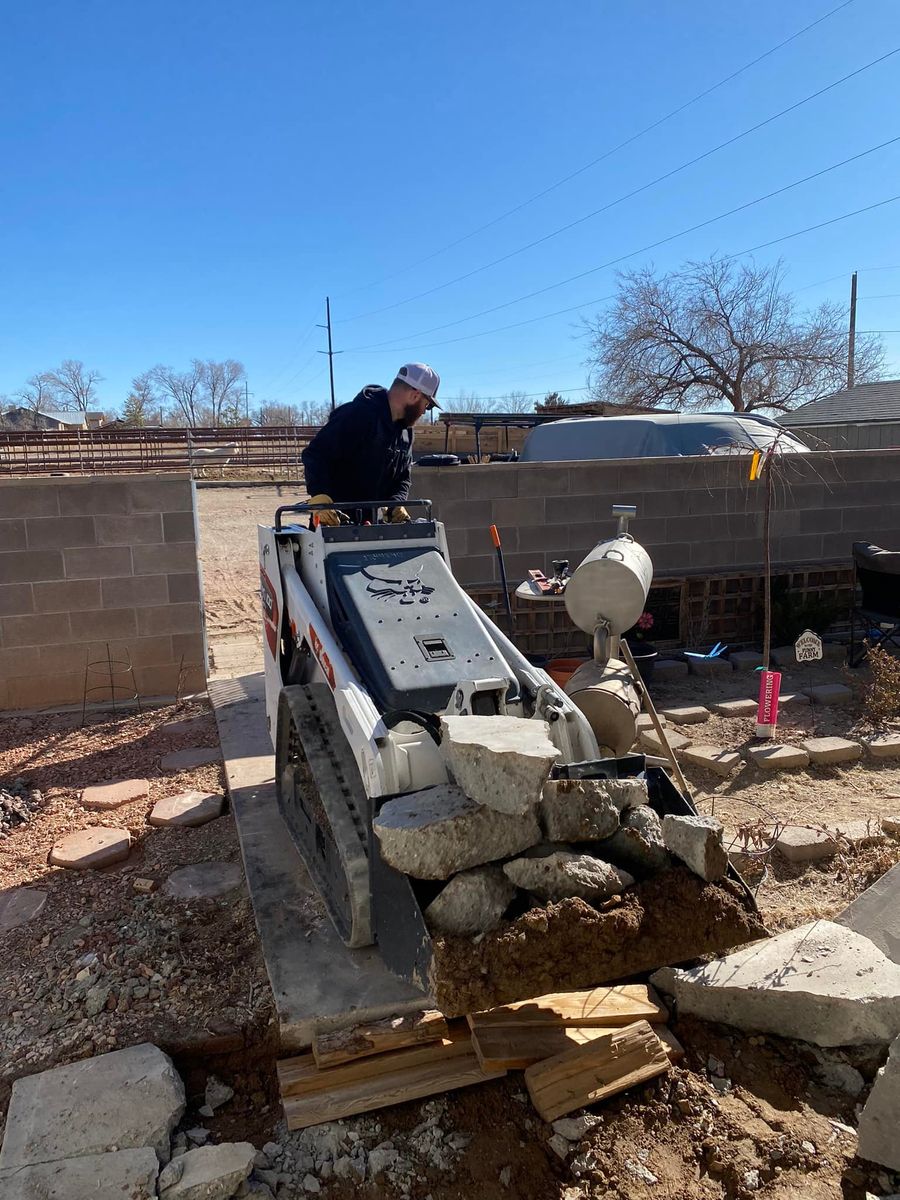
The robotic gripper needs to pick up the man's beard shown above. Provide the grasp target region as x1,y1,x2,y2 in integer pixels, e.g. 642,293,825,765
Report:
401,403,422,427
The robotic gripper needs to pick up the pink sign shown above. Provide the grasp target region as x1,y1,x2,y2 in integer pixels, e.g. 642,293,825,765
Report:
756,670,782,738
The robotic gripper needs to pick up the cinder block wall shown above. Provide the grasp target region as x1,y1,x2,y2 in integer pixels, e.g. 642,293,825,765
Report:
0,475,207,711
791,422,900,451
411,450,900,588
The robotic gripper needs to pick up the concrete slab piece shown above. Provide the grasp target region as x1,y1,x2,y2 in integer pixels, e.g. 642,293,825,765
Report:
829,819,886,850
160,747,221,772
0,1148,159,1199
439,715,559,815
48,826,131,869
653,659,688,679
836,861,900,963
857,1034,900,1171
540,777,644,842
652,920,900,1047
0,1043,184,1170
149,790,224,827
662,814,728,881
747,744,810,771
164,861,243,899
729,651,763,671
424,866,515,936
209,674,427,1051
159,1141,255,1200
660,705,710,725
776,826,837,863
864,733,900,760
804,684,853,706
599,805,670,874
680,744,742,778
81,777,150,811
711,699,758,718
0,886,47,931
503,851,633,903
801,737,862,765
374,784,541,880
640,728,691,754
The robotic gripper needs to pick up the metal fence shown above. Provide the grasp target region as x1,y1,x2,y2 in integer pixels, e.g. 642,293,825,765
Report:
0,426,317,478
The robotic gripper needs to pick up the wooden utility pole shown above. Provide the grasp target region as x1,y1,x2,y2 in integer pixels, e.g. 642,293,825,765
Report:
317,296,341,412
848,270,858,389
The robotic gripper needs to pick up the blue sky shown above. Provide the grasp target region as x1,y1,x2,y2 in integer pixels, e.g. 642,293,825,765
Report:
1,0,899,415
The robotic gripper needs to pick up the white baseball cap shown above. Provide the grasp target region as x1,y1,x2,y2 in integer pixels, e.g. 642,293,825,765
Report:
395,362,441,408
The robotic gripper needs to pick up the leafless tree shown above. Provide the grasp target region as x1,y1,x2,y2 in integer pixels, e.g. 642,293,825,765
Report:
201,359,246,426
449,389,491,413
121,370,159,426
45,360,104,412
255,401,305,426
499,390,533,413
149,362,206,426
585,257,885,414
15,373,59,426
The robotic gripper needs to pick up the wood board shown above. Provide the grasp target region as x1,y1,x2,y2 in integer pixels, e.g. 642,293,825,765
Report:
467,983,667,1030
472,1022,684,1071
524,1019,670,1122
313,1009,448,1069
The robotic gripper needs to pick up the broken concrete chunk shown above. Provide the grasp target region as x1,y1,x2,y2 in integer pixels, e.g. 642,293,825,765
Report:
0,1148,159,1199
662,815,728,881
374,784,541,880
540,777,645,842
551,1114,602,1142
652,920,900,1047
775,826,837,863
439,715,559,815
159,1142,256,1200
503,851,634,903
0,1043,185,1171
424,866,516,936
599,805,670,874
835,861,900,964
857,1034,900,1171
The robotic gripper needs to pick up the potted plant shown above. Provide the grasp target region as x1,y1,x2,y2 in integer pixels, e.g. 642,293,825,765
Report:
623,612,658,682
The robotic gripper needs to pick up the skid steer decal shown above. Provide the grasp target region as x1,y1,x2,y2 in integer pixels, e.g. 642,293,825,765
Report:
260,567,279,657
362,565,435,605
308,622,336,690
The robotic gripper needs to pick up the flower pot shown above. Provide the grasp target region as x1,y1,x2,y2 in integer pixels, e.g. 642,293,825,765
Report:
546,657,591,688
624,641,658,683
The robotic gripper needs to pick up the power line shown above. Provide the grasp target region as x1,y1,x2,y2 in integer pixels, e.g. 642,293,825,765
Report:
342,41,897,325
337,0,857,301
342,136,900,353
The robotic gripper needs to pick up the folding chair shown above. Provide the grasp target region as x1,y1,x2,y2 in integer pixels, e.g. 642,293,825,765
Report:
848,541,900,667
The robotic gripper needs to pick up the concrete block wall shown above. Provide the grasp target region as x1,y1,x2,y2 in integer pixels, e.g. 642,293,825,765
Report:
792,422,900,451
411,450,900,589
0,475,207,711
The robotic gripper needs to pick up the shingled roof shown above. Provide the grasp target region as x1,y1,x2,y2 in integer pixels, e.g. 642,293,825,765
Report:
780,379,900,426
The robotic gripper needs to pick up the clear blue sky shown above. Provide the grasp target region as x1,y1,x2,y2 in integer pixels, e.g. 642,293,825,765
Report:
1,0,899,415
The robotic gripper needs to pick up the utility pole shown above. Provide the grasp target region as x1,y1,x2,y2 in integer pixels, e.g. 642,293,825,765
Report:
317,296,342,412
848,270,858,389
243,381,254,424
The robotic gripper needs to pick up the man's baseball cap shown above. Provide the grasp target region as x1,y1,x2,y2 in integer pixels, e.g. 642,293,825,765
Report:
396,362,441,409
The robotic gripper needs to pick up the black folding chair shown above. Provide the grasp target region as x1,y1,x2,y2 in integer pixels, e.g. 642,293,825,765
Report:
849,541,900,667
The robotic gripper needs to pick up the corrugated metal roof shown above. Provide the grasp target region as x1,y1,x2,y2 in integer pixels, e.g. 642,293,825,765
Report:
780,379,900,425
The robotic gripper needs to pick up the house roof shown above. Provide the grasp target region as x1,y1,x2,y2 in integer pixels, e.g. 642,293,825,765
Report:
780,379,900,426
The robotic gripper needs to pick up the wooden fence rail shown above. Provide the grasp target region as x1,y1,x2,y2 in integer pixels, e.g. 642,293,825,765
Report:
0,426,318,478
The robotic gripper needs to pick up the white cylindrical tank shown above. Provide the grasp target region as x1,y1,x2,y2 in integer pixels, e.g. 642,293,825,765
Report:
564,657,642,757
564,534,653,637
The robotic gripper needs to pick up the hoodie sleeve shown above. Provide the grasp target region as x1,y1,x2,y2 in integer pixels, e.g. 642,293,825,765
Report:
300,401,369,498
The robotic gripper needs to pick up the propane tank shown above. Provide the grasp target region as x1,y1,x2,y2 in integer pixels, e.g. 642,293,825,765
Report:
564,657,642,757
564,505,652,644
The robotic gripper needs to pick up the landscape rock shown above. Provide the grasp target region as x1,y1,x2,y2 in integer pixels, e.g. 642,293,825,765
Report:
640,728,691,754
746,744,809,771
551,1115,602,1141
680,744,742,778
835,862,900,964
81,777,150,811
662,814,728,881
775,826,837,863
864,733,900,760
0,1043,185,1170
829,819,886,849
599,805,670,873
857,1034,900,1171
373,784,541,880
424,866,516,935
164,862,243,899
652,920,900,1047
48,826,131,869
548,1133,571,1160
150,791,225,828
503,851,634,903
659,705,710,725
205,1076,235,1111
729,651,763,671
439,715,559,815
540,777,645,842
813,1054,865,1097
159,1157,186,1189
161,747,221,772
368,1143,399,1178
0,1148,159,1199
159,1142,256,1200
804,683,853,705
711,699,759,718
0,886,47,931
801,737,862,765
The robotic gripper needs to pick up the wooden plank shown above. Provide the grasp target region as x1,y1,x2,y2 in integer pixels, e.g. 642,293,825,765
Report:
472,1022,684,1072
281,1043,505,1130
278,1021,471,1099
467,984,667,1030
313,1010,448,1069
524,1020,670,1122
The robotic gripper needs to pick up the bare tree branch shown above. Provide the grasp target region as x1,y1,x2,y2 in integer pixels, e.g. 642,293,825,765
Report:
45,360,104,413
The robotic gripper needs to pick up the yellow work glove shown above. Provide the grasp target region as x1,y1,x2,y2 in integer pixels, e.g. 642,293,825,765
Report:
388,505,411,523
309,494,341,527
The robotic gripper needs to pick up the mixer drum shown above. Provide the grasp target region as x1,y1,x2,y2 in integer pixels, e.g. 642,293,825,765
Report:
564,534,652,637
564,657,642,757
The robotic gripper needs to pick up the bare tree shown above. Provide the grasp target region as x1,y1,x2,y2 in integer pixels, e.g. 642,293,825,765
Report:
121,370,159,426
15,373,59,426
499,390,533,413
255,401,305,425
585,257,884,414
149,362,205,427
45,360,104,412
201,359,246,426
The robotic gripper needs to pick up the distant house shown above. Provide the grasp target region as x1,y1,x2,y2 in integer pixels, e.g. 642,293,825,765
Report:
0,408,106,432
780,379,900,450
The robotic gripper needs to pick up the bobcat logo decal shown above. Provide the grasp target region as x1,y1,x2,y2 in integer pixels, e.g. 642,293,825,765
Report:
362,566,435,605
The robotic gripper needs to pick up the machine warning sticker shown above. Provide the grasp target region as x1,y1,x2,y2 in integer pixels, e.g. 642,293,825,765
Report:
259,567,279,657
308,623,336,690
